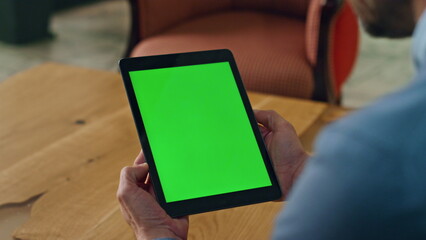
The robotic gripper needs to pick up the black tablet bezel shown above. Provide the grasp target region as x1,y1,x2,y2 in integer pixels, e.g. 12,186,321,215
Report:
119,49,282,217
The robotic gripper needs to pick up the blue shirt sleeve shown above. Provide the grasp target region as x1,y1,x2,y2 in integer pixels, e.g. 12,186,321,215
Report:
272,127,403,240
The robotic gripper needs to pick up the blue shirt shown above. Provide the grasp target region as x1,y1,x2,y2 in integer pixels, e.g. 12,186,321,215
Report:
273,10,426,240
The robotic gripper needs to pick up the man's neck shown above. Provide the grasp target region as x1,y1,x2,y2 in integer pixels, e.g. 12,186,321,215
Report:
412,0,426,72
413,0,426,21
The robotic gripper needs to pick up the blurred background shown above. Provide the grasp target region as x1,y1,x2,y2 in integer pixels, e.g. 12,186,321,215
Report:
0,0,414,108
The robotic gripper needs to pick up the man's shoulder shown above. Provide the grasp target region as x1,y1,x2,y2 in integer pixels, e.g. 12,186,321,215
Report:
279,77,426,240
326,77,426,154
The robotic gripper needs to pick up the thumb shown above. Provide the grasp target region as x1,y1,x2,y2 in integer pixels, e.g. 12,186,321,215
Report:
134,150,146,165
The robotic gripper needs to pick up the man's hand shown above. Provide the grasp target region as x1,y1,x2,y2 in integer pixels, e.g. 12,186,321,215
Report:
117,110,305,238
117,151,189,240
254,110,309,199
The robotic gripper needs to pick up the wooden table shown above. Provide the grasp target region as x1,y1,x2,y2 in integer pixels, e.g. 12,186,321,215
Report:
0,63,349,240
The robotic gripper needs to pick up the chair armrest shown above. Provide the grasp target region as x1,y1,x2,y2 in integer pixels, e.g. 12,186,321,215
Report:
306,0,358,103
306,0,342,66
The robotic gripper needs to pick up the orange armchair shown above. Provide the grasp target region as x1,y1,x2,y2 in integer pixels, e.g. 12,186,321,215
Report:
125,0,359,103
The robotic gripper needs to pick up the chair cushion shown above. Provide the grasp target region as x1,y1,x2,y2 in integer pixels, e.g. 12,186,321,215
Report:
232,0,310,19
131,11,314,99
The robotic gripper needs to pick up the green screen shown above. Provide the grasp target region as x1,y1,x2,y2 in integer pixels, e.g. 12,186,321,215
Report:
130,62,271,203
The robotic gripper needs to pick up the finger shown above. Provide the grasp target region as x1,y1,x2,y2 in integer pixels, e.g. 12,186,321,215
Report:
258,124,270,139
142,173,156,196
254,110,289,131
134,150,146,165
145,174,156,196
144,172,150,185
118,164,149,194
177,215,189,224
117,164,156,219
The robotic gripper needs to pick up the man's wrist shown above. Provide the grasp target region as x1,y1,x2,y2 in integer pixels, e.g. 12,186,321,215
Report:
273,151,309,201
291,151,309,182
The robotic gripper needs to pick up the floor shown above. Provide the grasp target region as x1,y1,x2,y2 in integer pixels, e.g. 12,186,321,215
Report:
0,0,129,77
0,0,415,108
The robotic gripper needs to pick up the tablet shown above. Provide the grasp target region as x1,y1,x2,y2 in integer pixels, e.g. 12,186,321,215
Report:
119,49,282,217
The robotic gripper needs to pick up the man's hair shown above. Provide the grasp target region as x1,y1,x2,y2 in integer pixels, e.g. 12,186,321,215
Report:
361,0,416,38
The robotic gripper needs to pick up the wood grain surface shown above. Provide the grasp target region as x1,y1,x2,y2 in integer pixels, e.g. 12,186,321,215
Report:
0,63,129,206
0,63,337,240
0,63,127,172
